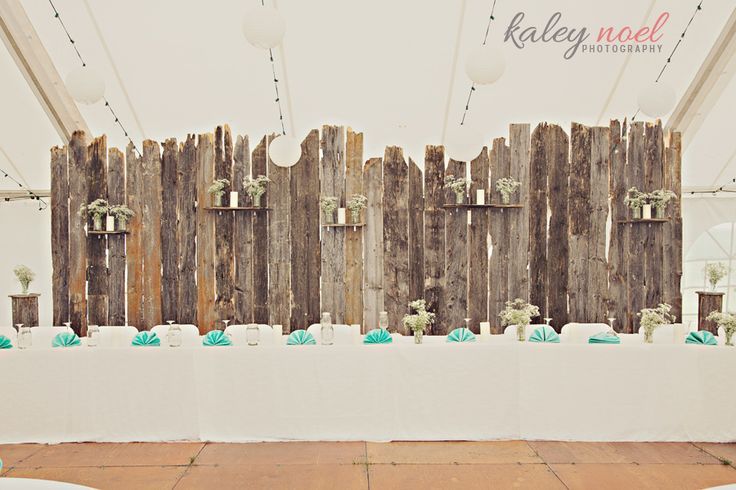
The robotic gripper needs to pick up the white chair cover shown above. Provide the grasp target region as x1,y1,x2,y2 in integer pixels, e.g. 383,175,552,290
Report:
503,324,547,341
30,326,73,349
150,324,200,347
225,324,274,346
560,323,612,343
307,324,360,345
98,326,139,348
0,326,18,347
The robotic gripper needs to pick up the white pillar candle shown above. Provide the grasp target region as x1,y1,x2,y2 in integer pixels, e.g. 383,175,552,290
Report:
229,191,239,208
476,189,485,205
106,215,115,231
337,208,347,224
480,322,491,336
272,324,283,344
642,203,652,220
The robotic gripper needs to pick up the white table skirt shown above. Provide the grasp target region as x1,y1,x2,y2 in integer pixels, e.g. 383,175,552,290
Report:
1,342,734,443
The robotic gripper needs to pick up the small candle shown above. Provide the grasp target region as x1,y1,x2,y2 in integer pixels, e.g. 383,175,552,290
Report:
476,189,485,205
106,215,115,231
337,208,347,224
272,324,283,343
229,191,239,208
480,322,491,336
642,204,652,220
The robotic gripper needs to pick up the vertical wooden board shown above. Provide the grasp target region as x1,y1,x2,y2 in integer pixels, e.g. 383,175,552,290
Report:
644,121,665,310
50,146,69,326
589,126,610,322
608,120,628,331
489,139,510,332
126,143,144,329
528,125,548,322
233,135,254,324
107,148,126,326
290,130,320,330
141,140,163,329
663,130,683,320
196,134,217,332
86,136,109,328
363,157,383,330
407,158,424,303
160,138,179,322
177,135,198,324
214,126,235,322
268,137,291,328
508,124,530,302
251,136,270,324
568,123,592,322
383,146,410,332
320,126,346,323
345,129,364,326
626,122,647,332
423,145,445,333
444,158,468,333
545,125,569,328
468,149,489,333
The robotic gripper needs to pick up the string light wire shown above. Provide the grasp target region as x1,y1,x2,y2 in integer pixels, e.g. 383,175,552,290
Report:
0,168,47,210
460,0,498,126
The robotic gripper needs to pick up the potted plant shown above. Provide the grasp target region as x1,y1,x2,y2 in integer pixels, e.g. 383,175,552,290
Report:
649,189,676,219
707,311,736,346
402,299,435,344
444,175,471,204
13,265,34,295
79,199,109,231
320,196,338,224
207,179,230,207
347,194,367,223
705,262,728,291
243,175,270,207
109,204,135,231
499,298,540,342
495,177,521,205
624,187,647,220
637,303,674,344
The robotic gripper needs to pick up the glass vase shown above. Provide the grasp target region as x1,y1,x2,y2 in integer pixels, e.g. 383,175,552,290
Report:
213,194,223,207
517,324,526,342
253,194,262,207
414,330,423,344
455,192,464,204
502,194,511,205
655,205,665,219
92,216,103,231
320,312,334,345
726,331,734,347
350,210,361,224
632,207,642,220
246,324,260,346
323,211,334,224
644,328,654,344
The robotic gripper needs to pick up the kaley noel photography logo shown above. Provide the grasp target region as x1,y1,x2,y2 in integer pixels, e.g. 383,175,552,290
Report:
504,11,669,60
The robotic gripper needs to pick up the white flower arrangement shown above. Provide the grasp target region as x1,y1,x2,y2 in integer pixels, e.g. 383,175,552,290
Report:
109,204,135,229
402,299,435,335
347,194,367,223
705,262,728,290
207,179,230,200
13,264,35,295
707,311,736,346
623,187,648,210
243,175,270,206
637,303,674,343
79,199,109,230
495,177,521,204
648,189,676,212
320,196,338,221
444,175,471,203
499,298,540,341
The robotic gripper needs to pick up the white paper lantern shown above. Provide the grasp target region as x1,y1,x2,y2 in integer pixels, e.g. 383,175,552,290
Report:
445,126,484,162
637,82,676,118
242,6,285,49
269,135,302,167
465,44,506,85
65,66,105,105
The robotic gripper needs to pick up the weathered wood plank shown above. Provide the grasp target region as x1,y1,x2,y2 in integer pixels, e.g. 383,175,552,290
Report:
345,129,364,326
214,126,235,322
268,135,291,328
196,134,216,332
50,146,69,326
251,136,269,324
160,138,179,323
489,138,510,332
663,130,683,320
644,121,664,311
508,124,530,303
107,147,126,326
363,157,384,330
423,145,445,333
86,135,108,328
141,140,163,330
589,126,610,322
608,120,628,331
320,126,346,323
125,142,143,330
408,157,424,305
545,124,569,328
568,123,592,323
290,130,320,330
528,126,548,323
11,295,39,327
468,148,489,333
626,122,647,332
444,158,468,333
233,134,254,324
177,135,198,324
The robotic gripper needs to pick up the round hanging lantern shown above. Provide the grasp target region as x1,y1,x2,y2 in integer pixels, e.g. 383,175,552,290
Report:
242,6,286,49
65,66,105,105
464,44,506,85
637,82,676,118
445,126,484,162
269,135,302,167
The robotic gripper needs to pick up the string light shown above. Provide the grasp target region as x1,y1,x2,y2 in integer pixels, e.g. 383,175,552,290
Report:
1,168,47,211
257,0,287,136
460,0,498,126
47,0,141,157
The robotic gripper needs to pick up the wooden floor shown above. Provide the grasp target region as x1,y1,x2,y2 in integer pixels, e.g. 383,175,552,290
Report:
1,441,736,489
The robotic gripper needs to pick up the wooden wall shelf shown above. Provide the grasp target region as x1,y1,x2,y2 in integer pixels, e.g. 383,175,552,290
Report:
616,218,668,224
322,223,364,228
205,206,271,211
88,230,129,235
443,203,523,209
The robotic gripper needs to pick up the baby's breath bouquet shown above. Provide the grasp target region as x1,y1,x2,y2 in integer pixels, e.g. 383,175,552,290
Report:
444,175,471,204
402,299,435,344
707,311,736,346
13,265,35,295
495,177,521,204
109,204,135,231
320,196,338,223
347,194,367,223
499,299,540,342
638,303,674,344
243,175,270,206
207,179,230,206
624,187,648,219
705,262,728,291
649,189,676,218
79,198,109,230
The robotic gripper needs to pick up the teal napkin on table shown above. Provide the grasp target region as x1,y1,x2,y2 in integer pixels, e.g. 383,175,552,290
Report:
0,335,12,349
52,332,81,348
588,332,620,344
529,326,560,343
132,331,160,347
287,329,316,345
447,328,477,343
363,328,392,344
685,330,718,346
203,330,232,347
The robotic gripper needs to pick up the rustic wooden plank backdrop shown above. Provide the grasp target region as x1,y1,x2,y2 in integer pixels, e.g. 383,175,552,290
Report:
107,147,126,326
160,138,179,323
345,129,365,326
363,157,383,331
489,138,510,332
468,149,489,333
50,146,69,326
67,131,87,334
232,134,253,324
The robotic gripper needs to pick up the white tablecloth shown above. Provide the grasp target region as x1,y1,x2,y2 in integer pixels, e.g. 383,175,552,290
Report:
1,342,735,443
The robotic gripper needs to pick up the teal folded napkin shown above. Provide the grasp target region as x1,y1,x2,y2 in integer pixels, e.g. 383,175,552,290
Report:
364,328,392,344
447,327,477,343
0,335,12,349
52,332,81,348
132,331,160,347
685,330,718,346
588,332,620,344
287,329,316,345
203,330,232,347
529,326,560,343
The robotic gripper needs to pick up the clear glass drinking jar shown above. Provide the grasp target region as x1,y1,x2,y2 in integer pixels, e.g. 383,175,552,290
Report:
321,312,334,345
167,321,182,348
87,324,100,347
246,324,260,346
17,324,31,349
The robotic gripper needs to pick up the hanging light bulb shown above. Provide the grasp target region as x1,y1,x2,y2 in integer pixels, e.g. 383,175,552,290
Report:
269,135,302,168
65,66,105,105
242,6,286,49
637,81,676,118
445,126,485,162
465,43,506,85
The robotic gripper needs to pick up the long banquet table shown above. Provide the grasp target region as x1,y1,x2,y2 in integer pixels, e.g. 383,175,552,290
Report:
1,341,735,444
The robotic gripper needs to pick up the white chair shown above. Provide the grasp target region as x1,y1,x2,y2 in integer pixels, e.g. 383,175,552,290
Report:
98,326,139,348
637,324,682,344
560,323,612,343
503,324,547,341
30,326,73,349
307,324,360,345
225,324,274,346
150,324,200,347
0,326,18,347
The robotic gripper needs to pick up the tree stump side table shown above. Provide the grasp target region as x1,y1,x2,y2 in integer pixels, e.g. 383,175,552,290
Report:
9,294,40,327
696,291,724,334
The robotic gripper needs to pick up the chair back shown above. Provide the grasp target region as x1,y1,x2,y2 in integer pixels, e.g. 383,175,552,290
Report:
225,324,274,346
560,323,612,343
503,324,547,341
99,326,139,348
0,326,18,347
30,326,73,349
307,324,360,345
150,324,200,347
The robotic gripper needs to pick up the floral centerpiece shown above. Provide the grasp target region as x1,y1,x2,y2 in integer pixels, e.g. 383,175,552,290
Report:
637,303,674,344
79,199,109,230
495,177,521,205
243,175,269,207
649,189,676,219
109,204,134,231
347,194,367,223
444,175,471,204
207,179,230,207
13,265,34,295
499,298,540,342
320,196,338,224
624,187,648,220
705,262,728,291
707,311,736,346
402,299,435,344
